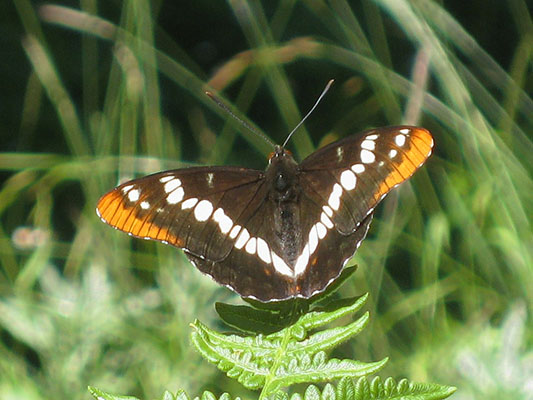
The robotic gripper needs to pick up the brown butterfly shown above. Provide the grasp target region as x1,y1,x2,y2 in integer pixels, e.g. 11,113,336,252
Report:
97,124,433,302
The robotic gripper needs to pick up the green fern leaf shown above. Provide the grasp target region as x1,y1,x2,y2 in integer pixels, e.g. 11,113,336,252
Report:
175,389,242,400
289,393,303,400
88,375,455,400
243,266,358,313
269,356,388,392
191,320,269,389
336,377,356,400
305,265,359,305
215,271,365,337
321,383,336,400
353,376,456,400
282,377,456,400
215,302,295,334
286,311,369,356
274,391,291,400
295,294,368,332
192,293,388,393
303,385,321,400
88,386,139,400
200,391,217,400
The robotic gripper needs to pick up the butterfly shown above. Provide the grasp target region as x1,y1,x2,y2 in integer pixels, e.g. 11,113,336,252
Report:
96,124,433,302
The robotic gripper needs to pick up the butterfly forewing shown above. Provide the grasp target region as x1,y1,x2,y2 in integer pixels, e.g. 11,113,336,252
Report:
299,126,433,235
96,166,266,262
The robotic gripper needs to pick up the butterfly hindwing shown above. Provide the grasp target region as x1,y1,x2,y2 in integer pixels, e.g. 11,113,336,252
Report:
185,191,373,301
291,191,373,299
188,188,332,300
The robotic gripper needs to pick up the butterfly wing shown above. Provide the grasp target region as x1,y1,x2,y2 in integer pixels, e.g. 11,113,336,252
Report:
291,126,434,296
299,126,434,235
97,166,302,301
185,196,296,301
292,190,374,299
97,166,267,263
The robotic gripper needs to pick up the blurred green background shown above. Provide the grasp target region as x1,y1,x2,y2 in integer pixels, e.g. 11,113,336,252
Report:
1,1,532,399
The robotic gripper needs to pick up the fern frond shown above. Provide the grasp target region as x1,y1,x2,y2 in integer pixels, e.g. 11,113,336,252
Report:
241,266,358,313
89,376,456,400
191,294,387,394
284,377,456,400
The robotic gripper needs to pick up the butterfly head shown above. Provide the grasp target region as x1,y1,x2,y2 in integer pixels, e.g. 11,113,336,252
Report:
268,145,293,163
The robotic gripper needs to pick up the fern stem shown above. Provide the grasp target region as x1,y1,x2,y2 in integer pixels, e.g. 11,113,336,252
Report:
258,299,302,398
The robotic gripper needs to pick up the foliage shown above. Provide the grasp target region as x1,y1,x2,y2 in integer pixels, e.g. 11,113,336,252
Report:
90,376,455,400
87,282,455,399
89,292,455,399
192,294,386,394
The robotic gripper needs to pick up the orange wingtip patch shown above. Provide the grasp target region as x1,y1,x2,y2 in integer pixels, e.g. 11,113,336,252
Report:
96,191,134,231
96,190,122,225
374,128,434,200
398,128,434,170
96,190,184,247
409,128,434,157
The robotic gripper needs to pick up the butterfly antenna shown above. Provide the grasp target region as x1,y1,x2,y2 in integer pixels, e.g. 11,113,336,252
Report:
281,79,334,149
205,91,275,148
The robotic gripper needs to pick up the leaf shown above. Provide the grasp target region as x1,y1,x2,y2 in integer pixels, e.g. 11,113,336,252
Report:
242,266,358,312
242,296,309,314
268,356,388,393
215,302,296,334
88,387,139,400
175,389,189,400
192,293,455,397
191,320,269,389
336,377,356,400
266,294,369,342
217,269,363,337
163,391,176,400
291,377,456,400
303,385,321,400
268,391,288,400
321,384,336,400
286,312,369,356
353,377,457,400
291,295,369,337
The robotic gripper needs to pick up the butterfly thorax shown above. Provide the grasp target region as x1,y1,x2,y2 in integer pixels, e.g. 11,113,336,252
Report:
266,146,300,202
265,145,302,269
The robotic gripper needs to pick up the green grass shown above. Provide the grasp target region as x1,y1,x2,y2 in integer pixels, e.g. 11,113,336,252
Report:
2,0,532,399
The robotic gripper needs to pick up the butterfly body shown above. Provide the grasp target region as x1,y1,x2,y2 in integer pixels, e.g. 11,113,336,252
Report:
265,147,303,267
97,126,433,301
